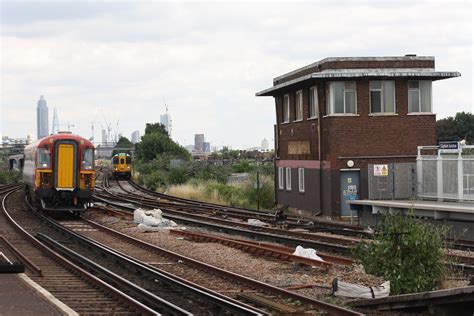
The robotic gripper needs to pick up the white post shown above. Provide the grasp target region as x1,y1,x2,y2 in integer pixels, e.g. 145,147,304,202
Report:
416,146,423,199
458,147,463,201
437,150,443,201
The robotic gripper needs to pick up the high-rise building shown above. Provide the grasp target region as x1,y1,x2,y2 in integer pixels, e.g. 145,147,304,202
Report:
52,107,60,134
131,130,140,144
194,134,205,152
101,129,107,146
261,138,270,151
160,113,172,136
203,142,211,153
36,95,49,139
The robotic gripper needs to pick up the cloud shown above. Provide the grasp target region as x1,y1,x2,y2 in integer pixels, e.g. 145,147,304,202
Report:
1,0,472,149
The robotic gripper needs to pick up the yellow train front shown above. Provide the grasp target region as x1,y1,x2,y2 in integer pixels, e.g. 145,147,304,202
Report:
23,133,95,213
112,153,132,179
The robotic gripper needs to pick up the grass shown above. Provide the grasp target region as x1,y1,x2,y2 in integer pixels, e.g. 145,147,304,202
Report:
165,181,228,205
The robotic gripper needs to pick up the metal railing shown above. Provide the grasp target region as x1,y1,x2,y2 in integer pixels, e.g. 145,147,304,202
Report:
417,143,474,201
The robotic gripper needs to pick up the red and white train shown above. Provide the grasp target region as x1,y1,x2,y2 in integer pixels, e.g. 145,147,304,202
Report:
23,132,95,213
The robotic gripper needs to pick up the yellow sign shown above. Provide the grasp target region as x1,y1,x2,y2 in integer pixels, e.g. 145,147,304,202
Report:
374,164,389,177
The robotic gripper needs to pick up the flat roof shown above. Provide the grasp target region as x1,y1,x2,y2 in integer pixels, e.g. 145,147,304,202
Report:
256,69,460,96
274,56,435,82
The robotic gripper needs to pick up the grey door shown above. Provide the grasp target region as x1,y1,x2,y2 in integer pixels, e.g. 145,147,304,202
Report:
340,170,360,216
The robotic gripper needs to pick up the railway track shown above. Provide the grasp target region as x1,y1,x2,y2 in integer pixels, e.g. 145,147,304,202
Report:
94,191,353,255
96,178,474,277
1,187,157,315
122,179,370,237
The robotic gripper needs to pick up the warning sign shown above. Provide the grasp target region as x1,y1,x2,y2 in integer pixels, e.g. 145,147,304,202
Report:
374,164,389,177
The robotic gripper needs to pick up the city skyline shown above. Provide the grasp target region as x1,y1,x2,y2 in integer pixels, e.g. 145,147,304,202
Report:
1,1,472,148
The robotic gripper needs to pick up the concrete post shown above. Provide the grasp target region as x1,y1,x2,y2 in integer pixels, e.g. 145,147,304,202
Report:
458,149,463,201
437,151,443,201
416,147,423,199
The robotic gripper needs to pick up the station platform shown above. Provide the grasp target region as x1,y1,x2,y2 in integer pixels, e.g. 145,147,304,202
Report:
349,199,474,240
0,273,77,316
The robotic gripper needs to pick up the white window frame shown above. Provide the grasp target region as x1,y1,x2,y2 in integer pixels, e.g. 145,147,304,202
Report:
278,167,284,190
282,94,290,123
298,168,305,193
309,86,318,119
369,80,396,114
295,90,303,121
408,80,432,113
327,81,357,115
285,167,291,191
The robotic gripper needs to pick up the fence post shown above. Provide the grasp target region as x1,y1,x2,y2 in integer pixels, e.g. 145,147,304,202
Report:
437,150,443,202
416,146,423,199
458,148,464,201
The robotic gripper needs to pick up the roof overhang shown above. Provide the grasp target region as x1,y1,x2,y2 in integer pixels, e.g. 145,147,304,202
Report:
256,69,461,97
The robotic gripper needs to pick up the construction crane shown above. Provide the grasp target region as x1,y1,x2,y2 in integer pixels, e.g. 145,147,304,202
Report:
90,110,100,142
58,122,75,132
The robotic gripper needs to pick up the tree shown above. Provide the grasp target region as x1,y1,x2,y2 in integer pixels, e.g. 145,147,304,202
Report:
354,211,446,295
144,123,169,137
135,123,190,162
437,112,474,144
111,136,134,157
115,136,133,148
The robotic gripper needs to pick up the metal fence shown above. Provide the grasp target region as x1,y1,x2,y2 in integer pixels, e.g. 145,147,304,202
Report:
368,163,416,200
417,144,474,201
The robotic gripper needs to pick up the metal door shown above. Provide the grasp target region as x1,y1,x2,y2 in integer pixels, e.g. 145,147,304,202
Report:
57,144,75,189
340,170,360,216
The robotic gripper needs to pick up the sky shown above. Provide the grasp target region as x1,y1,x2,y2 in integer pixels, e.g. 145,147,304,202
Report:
1,0,472,149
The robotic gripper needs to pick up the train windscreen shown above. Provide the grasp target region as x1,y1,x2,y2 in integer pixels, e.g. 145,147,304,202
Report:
82,148,94,170
37,148,51,168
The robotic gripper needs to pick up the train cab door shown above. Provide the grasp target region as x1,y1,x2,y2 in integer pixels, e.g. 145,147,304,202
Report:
119,156,125,171
55,142,77,190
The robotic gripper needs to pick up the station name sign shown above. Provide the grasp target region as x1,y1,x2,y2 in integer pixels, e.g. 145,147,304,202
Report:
438,141,459,150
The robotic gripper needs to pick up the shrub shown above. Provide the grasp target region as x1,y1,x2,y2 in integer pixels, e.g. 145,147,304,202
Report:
354,211,446,294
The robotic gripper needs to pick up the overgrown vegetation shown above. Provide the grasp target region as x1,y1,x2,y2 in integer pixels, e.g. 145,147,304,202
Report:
0,153,21,184
133,122,275,210
354,211,446,295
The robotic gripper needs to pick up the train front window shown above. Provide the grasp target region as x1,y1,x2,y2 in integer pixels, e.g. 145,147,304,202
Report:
126,157,131,164
113,156,119,164
37,148,51,168
82,148,94,170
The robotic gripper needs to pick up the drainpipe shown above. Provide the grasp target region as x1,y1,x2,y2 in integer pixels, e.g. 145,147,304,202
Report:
318,86,323,215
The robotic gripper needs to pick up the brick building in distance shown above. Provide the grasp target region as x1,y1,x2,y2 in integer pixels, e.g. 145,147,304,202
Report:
256,55,460,217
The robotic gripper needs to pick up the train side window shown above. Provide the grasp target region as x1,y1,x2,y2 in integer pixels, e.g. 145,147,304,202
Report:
126,157,131,164
82,148,94,170
37,148,51,168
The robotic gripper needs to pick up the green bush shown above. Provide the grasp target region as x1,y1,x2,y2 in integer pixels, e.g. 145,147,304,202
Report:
354,211,446,294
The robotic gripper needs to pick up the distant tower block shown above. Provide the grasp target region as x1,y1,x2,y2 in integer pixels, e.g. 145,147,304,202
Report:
160,113,172,136
194,134,205,152
36,95,49,139
131,130,140,144
52,107,60,134
261,138,270,150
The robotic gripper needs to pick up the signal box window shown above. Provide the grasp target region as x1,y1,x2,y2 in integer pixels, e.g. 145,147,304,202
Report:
327,82,357,115
370,81,395,113
298,168,305,193
82,148,94,170
309,86,318,118
282,94,290,123
408,81,432,113
285,167,291,191
37,148,51,168
278,167,284,190
295,90,303,121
